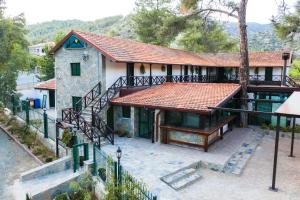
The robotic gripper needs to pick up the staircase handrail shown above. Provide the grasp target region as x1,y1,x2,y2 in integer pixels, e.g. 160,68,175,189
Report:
74,81,102,113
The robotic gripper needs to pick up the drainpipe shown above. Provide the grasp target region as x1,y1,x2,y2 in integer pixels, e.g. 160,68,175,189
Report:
155,110,162,143
281,52,290,86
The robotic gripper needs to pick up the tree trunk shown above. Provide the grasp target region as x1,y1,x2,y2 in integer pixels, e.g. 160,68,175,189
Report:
238,0,249,127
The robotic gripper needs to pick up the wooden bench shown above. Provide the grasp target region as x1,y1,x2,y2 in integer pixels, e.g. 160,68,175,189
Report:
160,116,236,152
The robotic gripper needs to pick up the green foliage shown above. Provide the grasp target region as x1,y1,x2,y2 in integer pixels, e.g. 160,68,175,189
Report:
54,193,68,200
27,15,137,44
36,46,55,81
54,31,66,44
45,157,53,162
273,1,300,40
25,193,33,200
132,0,186,47
0,4,29,106
33,146,47,156
66,172,95,200
62,129,72,146
178,19,238,53
289,59,300,79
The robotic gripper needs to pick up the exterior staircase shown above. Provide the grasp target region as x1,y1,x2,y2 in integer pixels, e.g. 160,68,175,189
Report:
161,162,202,190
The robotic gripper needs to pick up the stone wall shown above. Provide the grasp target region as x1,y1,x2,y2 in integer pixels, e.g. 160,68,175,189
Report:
55,45,103,116
113,106,135,137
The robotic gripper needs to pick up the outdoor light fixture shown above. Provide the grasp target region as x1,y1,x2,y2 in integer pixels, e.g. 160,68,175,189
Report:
82,51,89,62
116,146,122,160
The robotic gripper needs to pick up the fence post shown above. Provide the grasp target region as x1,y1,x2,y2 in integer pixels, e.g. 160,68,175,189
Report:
84,143,89,161
73,145,79,173
93,144,96,176
25,100,30,125
11,94,16,115
114,161,118,187
43,109,48,138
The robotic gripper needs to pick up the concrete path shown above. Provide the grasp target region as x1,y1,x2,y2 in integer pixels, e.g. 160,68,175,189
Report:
102,128,300,200
0,128,40,200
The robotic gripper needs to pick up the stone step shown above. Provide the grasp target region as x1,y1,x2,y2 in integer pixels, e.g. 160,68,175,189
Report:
170,170,202,190
163,168,196,183
161,163,202,191
223,131,264,175
15,169,82,200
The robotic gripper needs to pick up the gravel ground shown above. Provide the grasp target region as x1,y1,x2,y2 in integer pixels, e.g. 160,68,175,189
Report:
0,128,40,200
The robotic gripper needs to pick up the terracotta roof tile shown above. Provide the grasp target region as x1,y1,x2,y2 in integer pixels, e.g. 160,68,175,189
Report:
111,83,241,113
50,30,290,68
34,79,56,90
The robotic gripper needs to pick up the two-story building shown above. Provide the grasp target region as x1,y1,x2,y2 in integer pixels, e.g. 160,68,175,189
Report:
50,30,294,150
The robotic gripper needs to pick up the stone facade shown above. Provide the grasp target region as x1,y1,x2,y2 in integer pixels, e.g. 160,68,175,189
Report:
55,45,103,116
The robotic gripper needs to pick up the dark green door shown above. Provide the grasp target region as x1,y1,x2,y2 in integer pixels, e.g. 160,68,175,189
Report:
49,90,55,108
138,108,154,139
127,63,134,86
107,106,114,129
265,68,273,82
72,96,82,112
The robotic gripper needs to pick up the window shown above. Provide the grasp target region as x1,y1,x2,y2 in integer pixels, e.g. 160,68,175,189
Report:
165,111,200,128
122,106,131,118
72,96,82,112
182,113,200,128
71,63,81,76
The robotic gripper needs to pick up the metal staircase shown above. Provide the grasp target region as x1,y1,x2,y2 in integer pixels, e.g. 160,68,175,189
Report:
61,81,103,146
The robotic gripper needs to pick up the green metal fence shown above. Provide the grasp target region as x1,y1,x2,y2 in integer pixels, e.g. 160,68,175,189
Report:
4,94,66,150
93,145,157,200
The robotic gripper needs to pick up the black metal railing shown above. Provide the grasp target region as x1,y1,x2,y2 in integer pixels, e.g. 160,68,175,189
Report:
61,108,102,147
74,81,102,114
286,76,299,87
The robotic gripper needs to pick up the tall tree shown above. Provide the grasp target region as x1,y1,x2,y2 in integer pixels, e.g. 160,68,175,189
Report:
178,19,238,53
132,0,186,46
181,0,250,127
36,46,55,81
272,0,300,40
0,1,29,105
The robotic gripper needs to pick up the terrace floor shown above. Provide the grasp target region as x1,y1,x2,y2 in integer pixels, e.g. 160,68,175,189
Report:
102,127,300,200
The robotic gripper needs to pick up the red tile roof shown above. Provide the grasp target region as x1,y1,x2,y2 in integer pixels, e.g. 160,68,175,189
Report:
111,83,241,113
34,79,56,90
50,30,290,68
200,51,291,67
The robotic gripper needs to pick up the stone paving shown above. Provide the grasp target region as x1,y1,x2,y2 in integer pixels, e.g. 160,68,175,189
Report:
0,128,40,200
101,128,300,200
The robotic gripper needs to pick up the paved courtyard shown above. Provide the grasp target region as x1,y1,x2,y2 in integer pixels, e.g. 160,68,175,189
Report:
0,128,40,200
102,128,300,200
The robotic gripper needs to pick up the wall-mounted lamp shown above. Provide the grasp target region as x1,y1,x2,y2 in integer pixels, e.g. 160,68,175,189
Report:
82,51,89,62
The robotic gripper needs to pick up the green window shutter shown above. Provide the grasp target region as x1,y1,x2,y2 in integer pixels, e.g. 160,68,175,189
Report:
71,63,81,76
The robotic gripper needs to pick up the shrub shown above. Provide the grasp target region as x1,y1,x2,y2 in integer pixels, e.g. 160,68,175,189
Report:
45,157,53,163
54,193,68,200
33,146,47,156
62,129,72,147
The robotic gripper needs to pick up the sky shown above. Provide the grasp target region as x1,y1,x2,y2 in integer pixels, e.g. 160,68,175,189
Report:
4,0,298,25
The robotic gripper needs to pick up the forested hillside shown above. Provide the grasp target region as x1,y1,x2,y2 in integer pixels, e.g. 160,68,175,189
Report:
26,15,284,51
